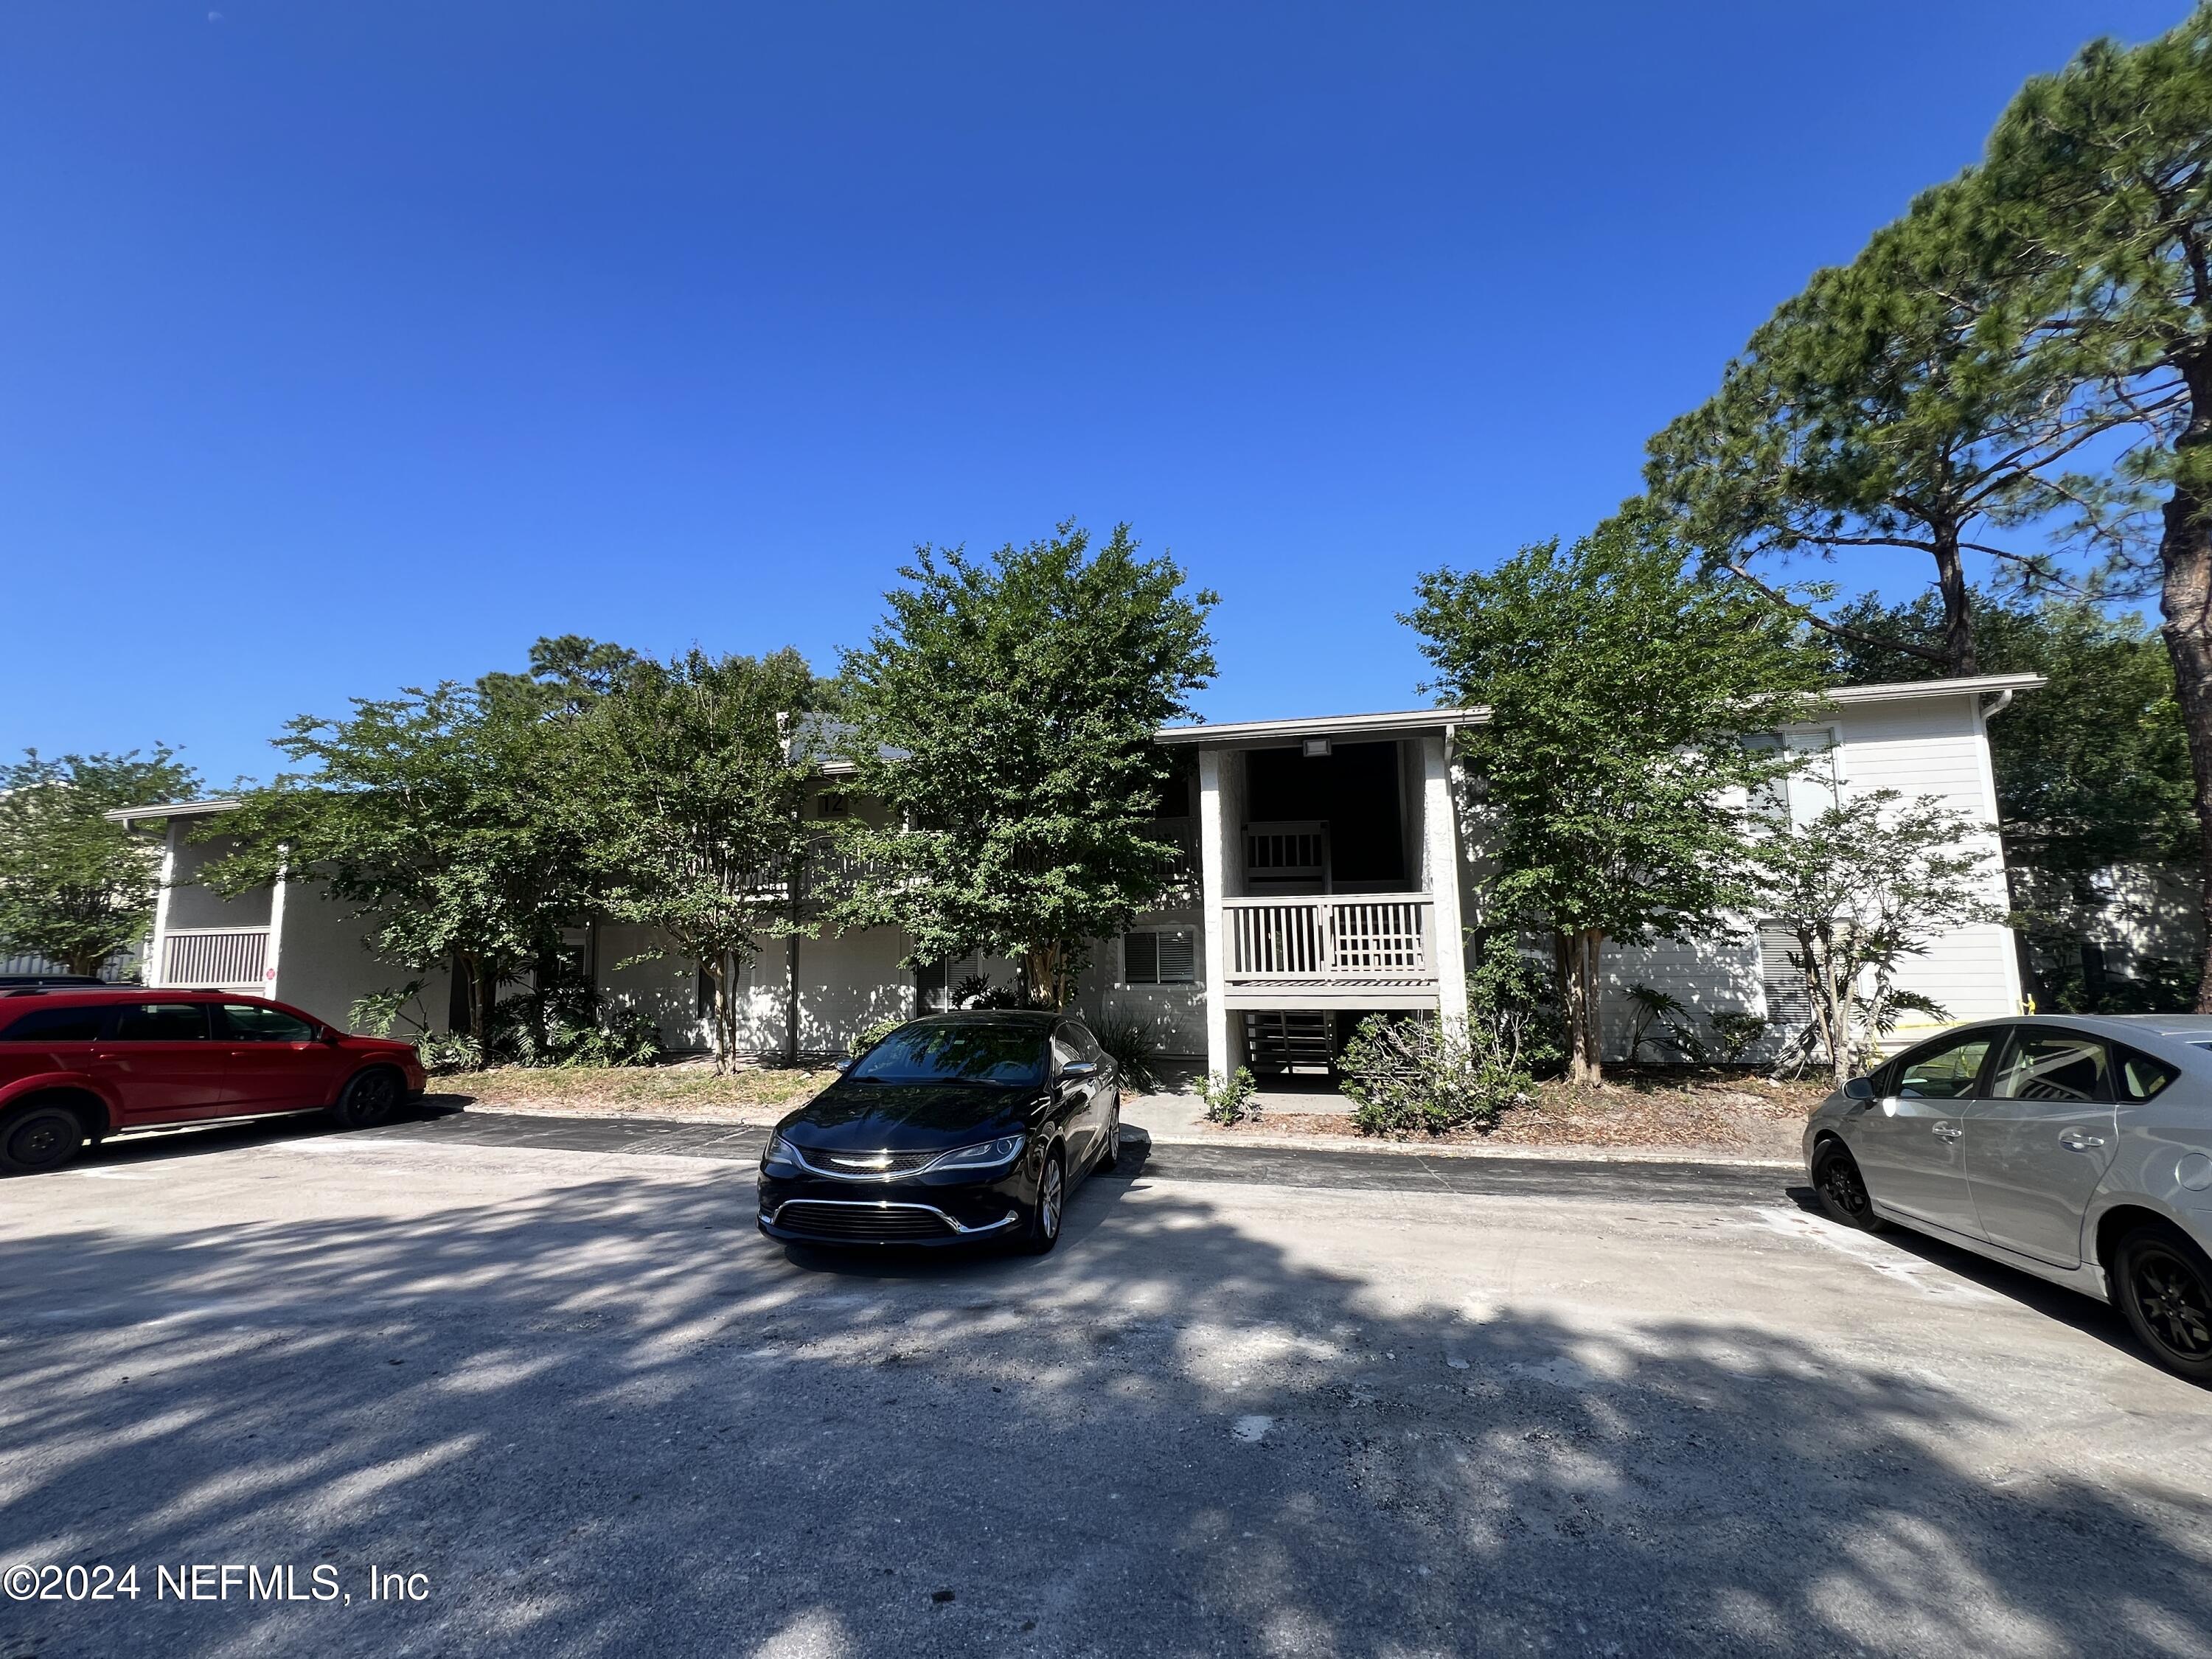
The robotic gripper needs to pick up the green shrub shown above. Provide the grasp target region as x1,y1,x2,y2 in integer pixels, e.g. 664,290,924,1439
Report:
1627,983,1706,1062
484,971,662,1068
1091,1015,1167,1094
1706,1010,1770,1064
1340,1012,1531,1137
416,1030,483,1075
1198,1066,1260,1124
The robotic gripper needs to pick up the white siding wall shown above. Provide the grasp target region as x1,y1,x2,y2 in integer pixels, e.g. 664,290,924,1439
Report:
1592,692,2022,1059
597,923,709,1051
727,925,917,1057
1068,903,1208,1057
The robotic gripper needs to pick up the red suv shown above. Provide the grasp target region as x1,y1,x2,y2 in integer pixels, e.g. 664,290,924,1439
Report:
0,987,428,1175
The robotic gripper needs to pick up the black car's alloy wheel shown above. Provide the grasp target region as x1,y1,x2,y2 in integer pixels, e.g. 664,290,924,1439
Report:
0,1105,86,1176
2116,1227,2212,1383
333,1068,404,1130
1097,1102,1119,1175
1812,1140,1883,1232
1023,1153,1065,1254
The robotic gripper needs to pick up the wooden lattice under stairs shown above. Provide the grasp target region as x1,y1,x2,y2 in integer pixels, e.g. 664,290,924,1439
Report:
1243,1012,1335,1076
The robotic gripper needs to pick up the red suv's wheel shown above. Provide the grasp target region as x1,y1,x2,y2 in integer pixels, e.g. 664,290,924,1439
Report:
0,1102,87,1175
330,1068,406,1130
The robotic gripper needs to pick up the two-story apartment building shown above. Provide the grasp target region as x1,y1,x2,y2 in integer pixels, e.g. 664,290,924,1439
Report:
111,672,2039,1079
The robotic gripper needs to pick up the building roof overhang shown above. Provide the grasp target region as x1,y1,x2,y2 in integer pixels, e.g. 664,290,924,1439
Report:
1152,706,1489,747
1818,672,2045,705
104,798,243,825
1152,673,2045,748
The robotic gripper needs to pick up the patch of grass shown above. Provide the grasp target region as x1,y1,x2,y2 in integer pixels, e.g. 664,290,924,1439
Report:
435,1065,832,1110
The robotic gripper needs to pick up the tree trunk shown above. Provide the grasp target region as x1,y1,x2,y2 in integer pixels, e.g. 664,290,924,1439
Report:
1023,942,1071,1009
782,933,801,1065
2158,355,2212,1014
1931,532,1980,678
462,958,495,1046
1580,928,1605,1086
706,955,731,1076
1554,929,1604,1088
1826,931,1854,1089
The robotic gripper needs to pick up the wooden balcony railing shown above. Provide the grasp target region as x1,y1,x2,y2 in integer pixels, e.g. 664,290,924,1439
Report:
1224,894,1434,984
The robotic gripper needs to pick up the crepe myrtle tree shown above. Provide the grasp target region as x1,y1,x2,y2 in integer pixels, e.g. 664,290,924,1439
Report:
576,647,818,1072
0,747,201,975
832,521,1217,1009
1748,790,2005,1087
1406,509,1821,1086
204,637,631,1044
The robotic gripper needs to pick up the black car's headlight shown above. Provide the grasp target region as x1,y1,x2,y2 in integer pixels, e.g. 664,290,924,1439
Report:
931,1135,1026,1172
762,1132,803,1175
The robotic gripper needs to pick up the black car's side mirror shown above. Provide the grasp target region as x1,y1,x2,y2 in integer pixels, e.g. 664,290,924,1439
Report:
1842,1077,1875,1101
1059,1060,1099,1084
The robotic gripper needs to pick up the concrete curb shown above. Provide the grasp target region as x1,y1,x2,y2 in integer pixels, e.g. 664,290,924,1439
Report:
457,1103,1801,1171
1134,1128,1802,1168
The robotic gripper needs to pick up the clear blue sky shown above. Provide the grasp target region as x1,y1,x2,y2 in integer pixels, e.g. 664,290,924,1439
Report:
1,1,2187,788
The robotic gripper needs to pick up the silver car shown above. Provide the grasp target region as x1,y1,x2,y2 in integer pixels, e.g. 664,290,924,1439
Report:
1805,1014,2212,1383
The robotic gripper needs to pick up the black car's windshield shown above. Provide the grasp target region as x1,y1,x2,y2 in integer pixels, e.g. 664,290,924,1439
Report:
847,1024,1047,1087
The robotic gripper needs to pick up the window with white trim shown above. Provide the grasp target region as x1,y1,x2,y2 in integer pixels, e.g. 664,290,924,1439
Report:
1123,928,1197,986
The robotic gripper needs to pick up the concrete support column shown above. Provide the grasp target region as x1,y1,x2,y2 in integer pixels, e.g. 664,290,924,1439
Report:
264,847,290,1001
147,824,178,989
1422,731,1470,1035
1197,748,1234,1080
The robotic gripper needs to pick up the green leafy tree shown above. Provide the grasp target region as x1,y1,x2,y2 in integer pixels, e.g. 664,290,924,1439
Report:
1406,511,1821,1086
1819,588,2195,876
576,648,818,1071
0,748,200,975
1646,175,2156,680
1749,791,2004,1086
206,638,630,1042
1975,8,2212,1006
833,522,1217,1007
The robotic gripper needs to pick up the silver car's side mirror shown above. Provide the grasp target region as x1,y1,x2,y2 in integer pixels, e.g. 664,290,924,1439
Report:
1842,1077,1875,1101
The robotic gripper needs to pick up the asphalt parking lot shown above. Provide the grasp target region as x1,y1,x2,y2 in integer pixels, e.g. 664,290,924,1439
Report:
4,1112,2211,1658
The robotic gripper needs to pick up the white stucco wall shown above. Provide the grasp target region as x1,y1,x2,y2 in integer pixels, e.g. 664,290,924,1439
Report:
163,832,272,929
274,880,454,1035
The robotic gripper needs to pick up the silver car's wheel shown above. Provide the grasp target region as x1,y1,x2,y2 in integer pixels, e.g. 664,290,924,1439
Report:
2115,1226,2212,1385
1812,1140,1883,1232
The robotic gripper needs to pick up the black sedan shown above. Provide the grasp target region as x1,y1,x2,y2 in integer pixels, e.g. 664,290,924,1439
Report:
757,1011,1121,1251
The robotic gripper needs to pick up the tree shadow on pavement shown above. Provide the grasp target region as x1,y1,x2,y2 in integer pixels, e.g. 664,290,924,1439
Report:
2,1159,2210,1658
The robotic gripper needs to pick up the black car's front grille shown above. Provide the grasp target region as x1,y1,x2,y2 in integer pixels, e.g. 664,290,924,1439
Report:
796,1146,941,1177
772,1201,956,1241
